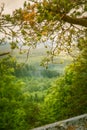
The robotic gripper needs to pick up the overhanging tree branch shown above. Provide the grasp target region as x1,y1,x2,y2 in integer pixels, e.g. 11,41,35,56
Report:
0,52,10,56
62,15,87,27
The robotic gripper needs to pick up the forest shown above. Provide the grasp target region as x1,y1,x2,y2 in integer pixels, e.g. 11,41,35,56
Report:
0,0,87,130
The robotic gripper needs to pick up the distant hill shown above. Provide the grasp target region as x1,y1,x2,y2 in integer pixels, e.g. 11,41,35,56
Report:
0,43,72,73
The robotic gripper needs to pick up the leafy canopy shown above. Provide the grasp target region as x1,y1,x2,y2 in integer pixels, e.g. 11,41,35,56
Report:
0,0,87,62
43,37,87,121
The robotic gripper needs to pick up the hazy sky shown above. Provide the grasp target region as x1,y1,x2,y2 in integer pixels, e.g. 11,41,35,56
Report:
0,0,27,14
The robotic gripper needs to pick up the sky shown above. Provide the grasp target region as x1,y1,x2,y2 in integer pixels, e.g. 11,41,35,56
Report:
0,0,27,14
0,0,28,52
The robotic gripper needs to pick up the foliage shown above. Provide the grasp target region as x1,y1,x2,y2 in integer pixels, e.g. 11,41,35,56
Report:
0,41,87,129
41,69,60,78
0,0,87,64
0,57,42,129
0,57,27,130
43,38,87,121
14,63,60,78
0,1,87,128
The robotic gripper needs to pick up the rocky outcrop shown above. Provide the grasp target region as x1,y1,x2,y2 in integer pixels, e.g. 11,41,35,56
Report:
32,114,87,130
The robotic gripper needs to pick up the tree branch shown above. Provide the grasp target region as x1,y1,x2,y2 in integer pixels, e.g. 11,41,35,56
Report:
62,15,87,27
0,52,10,56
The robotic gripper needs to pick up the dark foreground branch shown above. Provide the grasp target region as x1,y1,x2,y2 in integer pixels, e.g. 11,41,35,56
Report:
0,52,10,56
62,15,87,27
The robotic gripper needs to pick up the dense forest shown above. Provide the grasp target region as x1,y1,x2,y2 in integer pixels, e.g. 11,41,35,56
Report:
0,0,87,129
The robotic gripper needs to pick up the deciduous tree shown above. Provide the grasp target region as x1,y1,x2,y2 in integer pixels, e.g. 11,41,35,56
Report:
0,0,87,61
